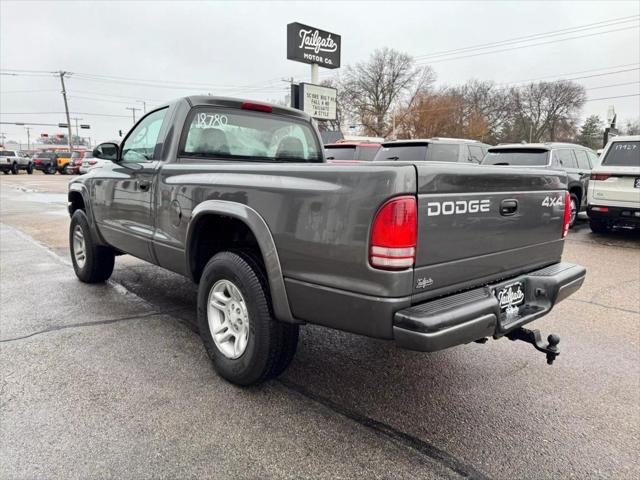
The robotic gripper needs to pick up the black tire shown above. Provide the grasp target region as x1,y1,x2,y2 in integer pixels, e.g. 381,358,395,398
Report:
589,219,611,234
61,164,69,175
197,251,297,386
2,170,8,175
69,209,115,283
11,163,19,175
568,193,579,228
26,163,33,174
47,164,57,175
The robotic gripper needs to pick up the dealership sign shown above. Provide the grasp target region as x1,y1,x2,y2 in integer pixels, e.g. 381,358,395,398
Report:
287,22,341,69
298,83,337,120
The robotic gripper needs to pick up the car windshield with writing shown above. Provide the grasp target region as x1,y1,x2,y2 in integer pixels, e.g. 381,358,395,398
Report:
482,148,550,166
602,141,639,167
181,109,322,163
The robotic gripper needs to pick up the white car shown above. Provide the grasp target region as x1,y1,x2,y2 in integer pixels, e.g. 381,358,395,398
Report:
587,135,640,232
79,151,111,174
0,150,33,175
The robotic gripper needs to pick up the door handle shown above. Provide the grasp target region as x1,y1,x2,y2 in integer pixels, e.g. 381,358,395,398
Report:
500,199,518,216
137,179,151,191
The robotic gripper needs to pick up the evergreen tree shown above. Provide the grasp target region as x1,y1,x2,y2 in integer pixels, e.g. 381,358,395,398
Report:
577,115,603,150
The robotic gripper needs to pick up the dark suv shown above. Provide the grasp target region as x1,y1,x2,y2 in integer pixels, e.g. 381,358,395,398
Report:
374,138,491,164
482,143,598,227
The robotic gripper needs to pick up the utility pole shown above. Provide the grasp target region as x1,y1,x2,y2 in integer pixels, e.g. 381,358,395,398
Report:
25,127,31,150
58,71,74,151
126,107,139,124
71,117,83,146
137,100,146,114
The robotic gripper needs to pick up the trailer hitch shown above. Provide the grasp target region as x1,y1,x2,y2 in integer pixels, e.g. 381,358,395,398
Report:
506,327,560,365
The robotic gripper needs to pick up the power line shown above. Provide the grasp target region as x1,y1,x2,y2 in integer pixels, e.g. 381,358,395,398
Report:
496,63,640,85
584,81,639,91
0,111,130,118
413,15,639,60
585,93,640,102
415,25,639,65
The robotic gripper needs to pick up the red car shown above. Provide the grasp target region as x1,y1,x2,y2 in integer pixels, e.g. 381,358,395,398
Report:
324,142,381,163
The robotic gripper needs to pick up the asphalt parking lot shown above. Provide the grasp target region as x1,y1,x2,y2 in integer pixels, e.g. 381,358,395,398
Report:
1,173,638,479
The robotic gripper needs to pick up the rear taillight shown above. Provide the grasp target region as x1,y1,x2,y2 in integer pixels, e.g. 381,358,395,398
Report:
591,206,609,212
591,173,611,181
370,196,417,270
562,190,571,238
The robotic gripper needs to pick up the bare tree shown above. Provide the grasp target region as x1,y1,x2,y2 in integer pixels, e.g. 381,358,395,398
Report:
507,80,586,142
341,48,435,137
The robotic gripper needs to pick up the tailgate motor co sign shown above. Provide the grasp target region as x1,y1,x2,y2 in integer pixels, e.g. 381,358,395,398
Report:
299,83,337,120
287,22,341,69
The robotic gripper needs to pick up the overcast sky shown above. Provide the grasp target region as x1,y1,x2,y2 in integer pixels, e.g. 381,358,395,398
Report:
1,0,639,146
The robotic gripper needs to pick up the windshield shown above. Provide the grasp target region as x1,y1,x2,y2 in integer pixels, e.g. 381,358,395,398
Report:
36,152,55,159
374,145,427,161
325,147,355,160
602,141,639,167
482,149,549,166
182,108,322,162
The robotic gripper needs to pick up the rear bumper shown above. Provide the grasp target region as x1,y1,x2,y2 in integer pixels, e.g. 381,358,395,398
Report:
588,205,640,226
393,262,586,352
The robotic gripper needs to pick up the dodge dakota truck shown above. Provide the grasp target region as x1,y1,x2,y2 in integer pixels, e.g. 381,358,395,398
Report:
68,96,586,386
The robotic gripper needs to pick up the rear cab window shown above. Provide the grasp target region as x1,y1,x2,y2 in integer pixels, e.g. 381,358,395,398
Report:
602,141,639,167
324,146,355,160
467,145,484,163
482,148,549,166
1,151,16,157
181,108,322,162
375,144,427,161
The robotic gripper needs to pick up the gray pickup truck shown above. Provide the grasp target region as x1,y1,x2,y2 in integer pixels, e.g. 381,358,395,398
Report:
68,96,586,385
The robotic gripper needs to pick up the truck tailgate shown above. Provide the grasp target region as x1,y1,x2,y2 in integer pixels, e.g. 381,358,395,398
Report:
413,164,567,299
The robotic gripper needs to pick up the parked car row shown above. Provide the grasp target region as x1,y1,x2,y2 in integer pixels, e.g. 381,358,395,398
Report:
0,149,111,176
0,150,33,174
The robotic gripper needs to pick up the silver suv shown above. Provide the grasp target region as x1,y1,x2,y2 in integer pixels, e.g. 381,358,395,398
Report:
373,138,491,163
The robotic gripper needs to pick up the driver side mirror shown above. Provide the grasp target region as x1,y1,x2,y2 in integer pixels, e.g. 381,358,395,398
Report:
93,142,119,161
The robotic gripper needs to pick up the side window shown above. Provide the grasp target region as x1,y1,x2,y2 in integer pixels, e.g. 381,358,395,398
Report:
467,145,484,163
554,149,577,168
575,150,591,170
121,108,168,162
587,151,598,168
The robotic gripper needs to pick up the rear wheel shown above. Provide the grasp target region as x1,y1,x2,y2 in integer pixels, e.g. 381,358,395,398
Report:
11,163,19,175
197,251,298,386
568,193,579,228
589,219,611,234
69,210,115,283
47,164,57,175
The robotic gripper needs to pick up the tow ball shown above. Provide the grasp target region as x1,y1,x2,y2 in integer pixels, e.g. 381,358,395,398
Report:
506,327,560,365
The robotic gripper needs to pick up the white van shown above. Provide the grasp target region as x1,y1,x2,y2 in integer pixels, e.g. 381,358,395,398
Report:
587,135,640,232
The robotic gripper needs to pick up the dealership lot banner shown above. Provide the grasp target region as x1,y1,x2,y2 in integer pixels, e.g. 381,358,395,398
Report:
298,83,337,120
287,22,341,69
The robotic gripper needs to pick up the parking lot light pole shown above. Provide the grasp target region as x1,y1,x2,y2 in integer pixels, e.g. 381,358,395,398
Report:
58,71,74,151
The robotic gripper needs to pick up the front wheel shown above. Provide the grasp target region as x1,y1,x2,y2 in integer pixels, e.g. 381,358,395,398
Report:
26,163,33,174
11,163,19,175
47,164,57,175
568,194,579,228
197,251,298,386
69,210,115,283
